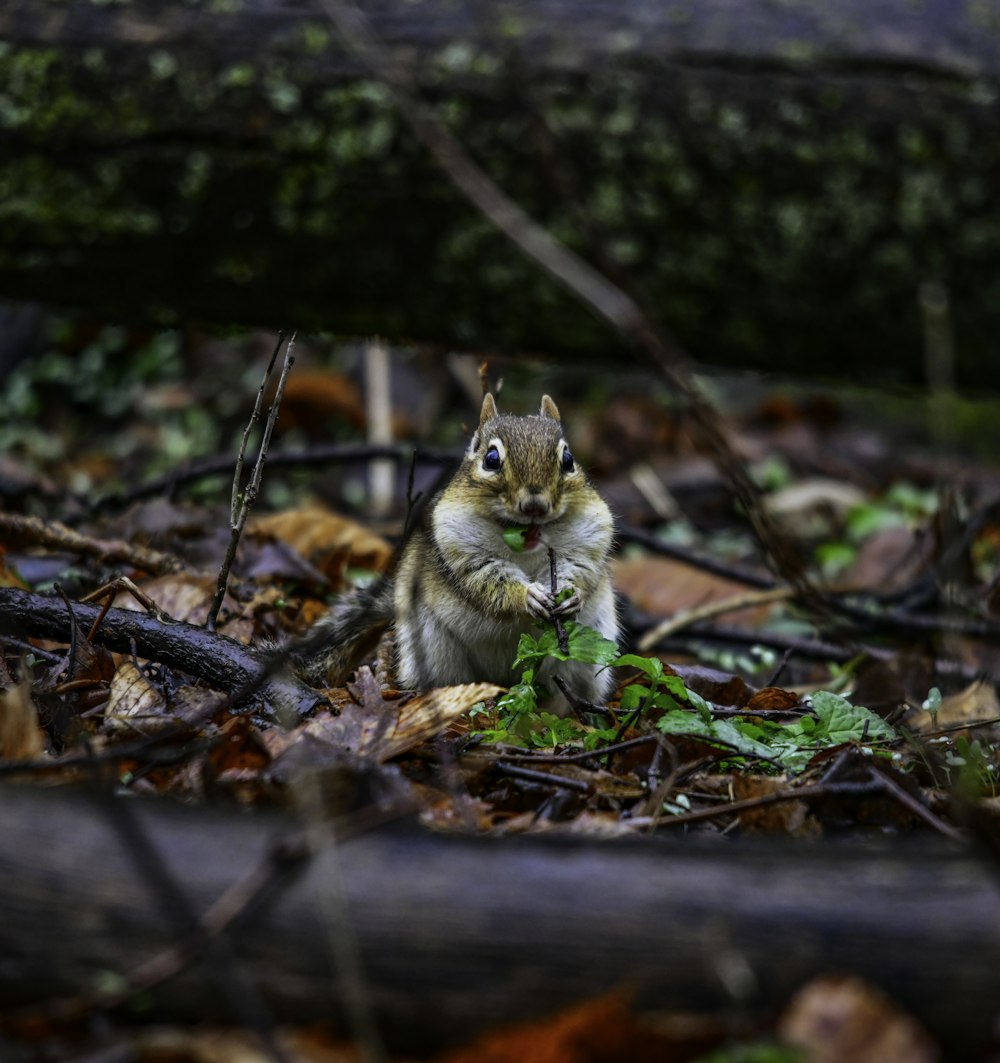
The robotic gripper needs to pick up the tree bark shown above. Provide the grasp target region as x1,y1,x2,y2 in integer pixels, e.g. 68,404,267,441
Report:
3,0,1000,386
0,587,318,715
0,785,998,1056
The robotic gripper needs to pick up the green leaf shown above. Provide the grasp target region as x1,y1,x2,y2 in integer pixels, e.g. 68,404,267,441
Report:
496,680,537,719
532,712,584,748
656,709,711,738
810,690,896,743
613,653,664,683
512,630,549,670
563,621,620,666
583,727,619,750
503,526,527,551
663,675,712,719
619,684,649,713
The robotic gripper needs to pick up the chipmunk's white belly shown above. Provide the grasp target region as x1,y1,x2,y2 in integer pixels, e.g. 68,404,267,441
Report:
400,597,530,688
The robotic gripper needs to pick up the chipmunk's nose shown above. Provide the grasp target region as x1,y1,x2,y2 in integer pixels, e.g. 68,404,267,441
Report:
519,495,551,519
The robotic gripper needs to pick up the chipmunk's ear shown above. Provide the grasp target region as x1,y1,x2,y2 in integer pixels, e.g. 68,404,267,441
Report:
540,395,561,422
479,393,498,426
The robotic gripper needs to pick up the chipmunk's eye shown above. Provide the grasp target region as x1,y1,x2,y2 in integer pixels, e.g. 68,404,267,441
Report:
483,446,502,471
561,446,575,473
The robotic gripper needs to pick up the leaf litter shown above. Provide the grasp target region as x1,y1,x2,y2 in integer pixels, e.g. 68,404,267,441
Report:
3,352,1000,1061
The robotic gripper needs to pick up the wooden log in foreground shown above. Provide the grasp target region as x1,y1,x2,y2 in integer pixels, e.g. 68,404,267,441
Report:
0,783,998,1055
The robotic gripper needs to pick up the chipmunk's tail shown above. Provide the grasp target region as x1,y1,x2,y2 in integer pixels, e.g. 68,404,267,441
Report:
290,577,395,687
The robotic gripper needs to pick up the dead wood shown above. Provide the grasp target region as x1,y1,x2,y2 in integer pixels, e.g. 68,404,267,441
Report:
5,0,1000,385
0,512,183,576
0,587,317,715
0,784,997,1057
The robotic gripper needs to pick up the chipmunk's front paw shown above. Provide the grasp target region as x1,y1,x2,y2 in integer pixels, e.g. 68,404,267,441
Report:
525,581,553,621
550,586,581,618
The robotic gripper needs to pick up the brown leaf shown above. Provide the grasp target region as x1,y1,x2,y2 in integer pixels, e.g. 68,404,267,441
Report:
340,670,503,762
731,774,819,838
778,976,938,1063
670,664,753,709
249,505,392,583
276,369,366,435
436,990,677,1063
269,669,502,769
0,546,29,589
906,679,1000,733
114,574,251,642
104,661,168,737
841,525,934,593
104,663,223,737
614,556,776,626
208,715,271,777
744,686,800,713
0,681,45,760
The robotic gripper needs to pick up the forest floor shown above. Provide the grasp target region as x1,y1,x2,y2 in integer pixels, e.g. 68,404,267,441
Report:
1,322,998,1062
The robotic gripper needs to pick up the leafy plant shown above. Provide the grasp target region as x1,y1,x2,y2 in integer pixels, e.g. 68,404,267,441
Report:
470,621,618,748
941,735,999,798
471,617,898,771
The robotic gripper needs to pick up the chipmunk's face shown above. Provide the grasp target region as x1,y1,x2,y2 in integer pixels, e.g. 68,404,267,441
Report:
466,395,584,534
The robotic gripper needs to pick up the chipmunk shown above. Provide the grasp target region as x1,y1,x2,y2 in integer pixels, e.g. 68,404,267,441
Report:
298,394,617,708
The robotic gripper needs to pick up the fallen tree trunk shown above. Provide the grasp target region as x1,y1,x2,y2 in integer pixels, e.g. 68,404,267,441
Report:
4,0,1000,386
0,783,998,1056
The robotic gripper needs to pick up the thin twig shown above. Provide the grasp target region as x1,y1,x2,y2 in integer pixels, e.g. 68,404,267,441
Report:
637,586,798,652
547,546,569,654
628,781,864,830
764,647,794,687
497,762,592,793
53,583,80,682
92,441,458,512
206,332,296,631
871,765,963,841
552,674,612,717
654,622,999,685
617,526,778,589
0,513,182,576
472,733,658,764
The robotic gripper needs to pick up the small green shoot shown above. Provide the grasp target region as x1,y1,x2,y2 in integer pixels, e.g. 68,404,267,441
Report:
922,686,942,726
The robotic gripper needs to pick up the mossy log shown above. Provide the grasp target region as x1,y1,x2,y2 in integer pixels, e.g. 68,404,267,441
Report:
4,0,1000,386
1,784,999,1056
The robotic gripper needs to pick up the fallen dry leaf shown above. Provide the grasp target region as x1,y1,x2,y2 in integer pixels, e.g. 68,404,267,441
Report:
0,681,45,760
104,662,223,737
731,774,820,838
435,990,674,1063
841,525,933,593
128,1024,363,1063
114,573,251,642
268,668,502,767
905,679,1000,733
744,686,801,713
614,556,777,627
250,506,392,582
325,670,502,762
778,975,938,1063
103,661,169,736
276,369,366,435
0,547,29,589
